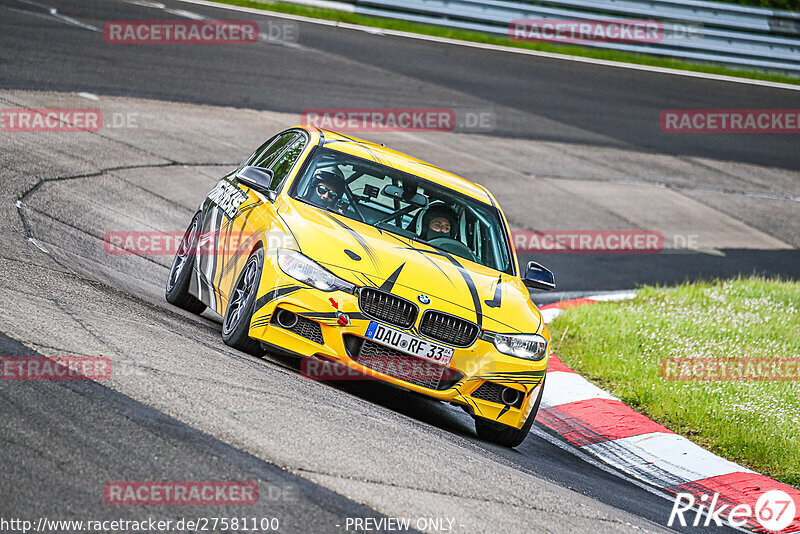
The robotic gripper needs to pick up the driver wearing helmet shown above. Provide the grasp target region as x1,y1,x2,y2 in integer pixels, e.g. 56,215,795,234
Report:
307,168,345,211
420,204,458,242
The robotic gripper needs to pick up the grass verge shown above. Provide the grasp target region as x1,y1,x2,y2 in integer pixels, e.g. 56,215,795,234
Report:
207,0,800,86
548,277,800,488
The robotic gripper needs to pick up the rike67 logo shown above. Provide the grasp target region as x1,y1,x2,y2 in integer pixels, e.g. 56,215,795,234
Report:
669,490,797,531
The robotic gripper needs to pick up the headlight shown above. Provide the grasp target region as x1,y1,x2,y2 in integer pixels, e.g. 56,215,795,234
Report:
487,332,548,361
277,249,355,292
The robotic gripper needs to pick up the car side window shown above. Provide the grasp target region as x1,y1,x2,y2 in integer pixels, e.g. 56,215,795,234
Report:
251,132,298,168
267,136,307,190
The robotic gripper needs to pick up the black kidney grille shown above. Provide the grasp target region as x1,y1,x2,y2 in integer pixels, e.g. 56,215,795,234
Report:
419,311,479,347
358,288,417,328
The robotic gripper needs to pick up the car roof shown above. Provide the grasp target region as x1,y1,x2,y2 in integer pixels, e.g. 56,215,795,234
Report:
300,126,495,205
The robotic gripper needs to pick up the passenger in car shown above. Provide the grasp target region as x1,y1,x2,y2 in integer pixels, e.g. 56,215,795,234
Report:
421,204,458,241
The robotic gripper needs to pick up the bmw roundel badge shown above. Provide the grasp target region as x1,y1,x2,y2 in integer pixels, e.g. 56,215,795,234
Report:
417,294,431,305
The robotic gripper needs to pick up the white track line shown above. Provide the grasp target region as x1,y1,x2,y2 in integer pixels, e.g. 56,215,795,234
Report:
173,0,800,92
541,371,618,407
583,432,754,482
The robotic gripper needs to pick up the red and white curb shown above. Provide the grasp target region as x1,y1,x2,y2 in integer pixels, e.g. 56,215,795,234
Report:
537,292,800,533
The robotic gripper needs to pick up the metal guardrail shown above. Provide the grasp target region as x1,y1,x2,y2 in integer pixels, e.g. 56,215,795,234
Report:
501,0,800,33
288,0,800,72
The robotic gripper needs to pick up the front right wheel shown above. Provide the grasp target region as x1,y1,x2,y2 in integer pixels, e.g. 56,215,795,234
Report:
474,377,545,448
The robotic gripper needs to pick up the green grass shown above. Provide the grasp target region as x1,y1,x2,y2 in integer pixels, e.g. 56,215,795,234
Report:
209,0,800,86
548,277,800,488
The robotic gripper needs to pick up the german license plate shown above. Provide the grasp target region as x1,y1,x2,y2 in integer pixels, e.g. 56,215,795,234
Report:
364,321,454,365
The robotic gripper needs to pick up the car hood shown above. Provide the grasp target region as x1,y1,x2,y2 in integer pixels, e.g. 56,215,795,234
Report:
278,200,543,334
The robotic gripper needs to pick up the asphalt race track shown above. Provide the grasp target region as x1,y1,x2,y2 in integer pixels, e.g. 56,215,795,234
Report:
0,0,798,532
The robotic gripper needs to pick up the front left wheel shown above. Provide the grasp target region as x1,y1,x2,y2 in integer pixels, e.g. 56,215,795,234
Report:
165,213,206,315
222,247,265,356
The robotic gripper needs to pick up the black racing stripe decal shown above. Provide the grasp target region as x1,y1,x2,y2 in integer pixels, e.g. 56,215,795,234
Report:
481,379,543,386
216,214,237,293
221,233,259,280
437,251,483,328
235,195,260,249
396,246,453,284
356,233,519,332
483,369,545,379
378,236,518,331
220,202,261,283
481,373,546,382
479,371,546,387
254,285,303,313
209,209,224,313
381,233,454,285
321,212,381,270
251,314,273,328
379,263,405,293
484,275,502,308
496,404,511,420
461,394,483,416
355,273,377,287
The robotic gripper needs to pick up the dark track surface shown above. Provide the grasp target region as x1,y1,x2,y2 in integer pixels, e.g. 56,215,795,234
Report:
2,0,797,294
0,332,404,533
1,0,799,169
0,332,731,533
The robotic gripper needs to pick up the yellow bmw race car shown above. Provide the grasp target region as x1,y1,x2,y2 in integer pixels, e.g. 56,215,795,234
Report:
166,126,556,447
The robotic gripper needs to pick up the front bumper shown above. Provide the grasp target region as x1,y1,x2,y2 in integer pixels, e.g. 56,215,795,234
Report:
248,266,547,430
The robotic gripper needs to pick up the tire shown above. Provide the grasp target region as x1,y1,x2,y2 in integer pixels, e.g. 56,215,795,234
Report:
165,213,207,315
221,247,265,356
474,377,546,448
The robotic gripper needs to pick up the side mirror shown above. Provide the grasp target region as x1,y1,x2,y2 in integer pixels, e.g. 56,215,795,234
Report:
236,166,276,202
523,261,556,291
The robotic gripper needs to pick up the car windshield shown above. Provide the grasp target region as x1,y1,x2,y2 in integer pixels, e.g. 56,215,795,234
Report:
292,148,513,274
